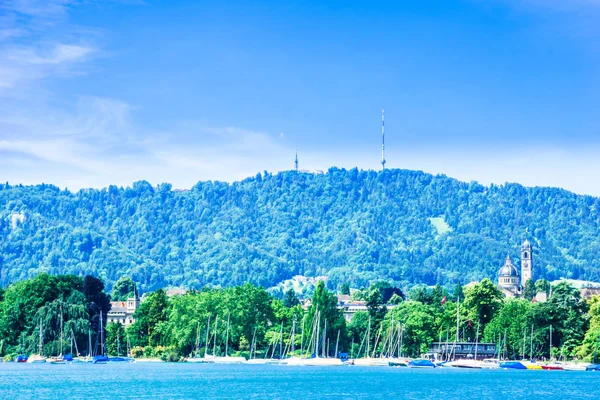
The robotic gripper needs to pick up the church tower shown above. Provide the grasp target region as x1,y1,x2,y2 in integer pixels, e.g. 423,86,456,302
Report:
521,238,533,286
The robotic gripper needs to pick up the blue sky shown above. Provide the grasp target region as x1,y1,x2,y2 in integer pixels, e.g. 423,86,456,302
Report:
1,0,600,195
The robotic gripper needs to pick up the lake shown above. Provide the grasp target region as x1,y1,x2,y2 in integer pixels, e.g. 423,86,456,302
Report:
1,363,599,399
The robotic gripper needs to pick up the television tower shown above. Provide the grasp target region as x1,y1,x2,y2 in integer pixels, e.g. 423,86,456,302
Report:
295,147,299,172
381,107,386,170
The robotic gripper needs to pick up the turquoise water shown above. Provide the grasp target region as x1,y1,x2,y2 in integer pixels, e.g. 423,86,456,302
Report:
1,363,599,399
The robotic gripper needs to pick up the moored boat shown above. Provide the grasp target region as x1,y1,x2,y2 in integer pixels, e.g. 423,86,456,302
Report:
14,355,28,363
408,358,436,368
562,363,588,371
499,361,527,370
541,363,563,371
586,364,600,371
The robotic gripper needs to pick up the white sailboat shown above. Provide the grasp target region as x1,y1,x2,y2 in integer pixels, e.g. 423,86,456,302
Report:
27,324,46,363
205,312,246,364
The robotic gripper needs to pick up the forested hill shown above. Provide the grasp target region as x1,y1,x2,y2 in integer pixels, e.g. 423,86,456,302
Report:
1,168,599,292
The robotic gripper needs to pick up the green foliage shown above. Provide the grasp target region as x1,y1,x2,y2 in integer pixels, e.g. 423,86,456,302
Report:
340,283,350,295
535,279,551,297
129,289,169,348
522,279,536,300
386,301,436,356
112,276,137,301
0,274,108,357
283,289,300,308
463,278,503,332
2,170,600,291
106,322,127,356
305,281,347,354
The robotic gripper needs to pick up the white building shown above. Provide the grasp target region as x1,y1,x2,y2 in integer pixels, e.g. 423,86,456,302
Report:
498,239,533,298
107,296,139,326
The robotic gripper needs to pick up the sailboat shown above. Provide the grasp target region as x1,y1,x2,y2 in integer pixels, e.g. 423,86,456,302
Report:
49,311,68,364
353,316,385,366
299,313,343,366
93,312,109,364
187,319,207,363
204,313,246,364
586,334,600,371
27,323,46,363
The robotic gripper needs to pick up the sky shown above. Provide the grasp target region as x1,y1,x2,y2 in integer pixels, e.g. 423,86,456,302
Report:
1,0,600,195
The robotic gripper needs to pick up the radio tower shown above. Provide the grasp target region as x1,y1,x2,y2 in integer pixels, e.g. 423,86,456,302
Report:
295,147,299,172
381,107,386,170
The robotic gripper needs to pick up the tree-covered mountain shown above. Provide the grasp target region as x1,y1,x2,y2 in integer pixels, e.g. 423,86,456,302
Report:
1,168,599,292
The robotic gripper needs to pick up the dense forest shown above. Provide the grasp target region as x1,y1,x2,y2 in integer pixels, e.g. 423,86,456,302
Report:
1,168,600,292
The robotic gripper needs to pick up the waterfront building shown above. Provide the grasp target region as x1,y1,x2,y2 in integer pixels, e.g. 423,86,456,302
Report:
107,296,139,326
427,341,497,361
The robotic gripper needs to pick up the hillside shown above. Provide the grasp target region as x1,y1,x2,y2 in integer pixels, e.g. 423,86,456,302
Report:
1,168,599,292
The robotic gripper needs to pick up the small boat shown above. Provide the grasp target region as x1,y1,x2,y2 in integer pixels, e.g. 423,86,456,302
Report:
449,359,482,369
298,356,344,366
27,354,47,363
586,364,600,372
389,359,410,367
107,356,134,363
408,359,436,368
521,360,543,370
541,363,563,371
562,363,588,371
14,355,28,363
353,357,389,367
499,361,527,370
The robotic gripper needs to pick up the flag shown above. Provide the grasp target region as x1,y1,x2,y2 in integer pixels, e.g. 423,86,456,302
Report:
441,296,447,305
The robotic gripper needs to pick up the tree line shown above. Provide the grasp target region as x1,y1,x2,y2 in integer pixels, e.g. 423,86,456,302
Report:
1,274,598,363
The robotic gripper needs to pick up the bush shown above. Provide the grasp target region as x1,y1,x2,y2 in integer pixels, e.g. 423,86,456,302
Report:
131,346,144,358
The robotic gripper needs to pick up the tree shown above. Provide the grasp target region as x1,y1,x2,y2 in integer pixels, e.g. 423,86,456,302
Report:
463,278,503,332
112,276,137,301
340,283,350,295
128,289,169,347
305,281,347,355
283,289,300,308
385,302,436,357
453,282,465,302
522,279,536,300
106,322,127,356
82,275,111,335
535,279,551,297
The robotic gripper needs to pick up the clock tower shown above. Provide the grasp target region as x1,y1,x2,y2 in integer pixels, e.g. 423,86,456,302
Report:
521,238,533,286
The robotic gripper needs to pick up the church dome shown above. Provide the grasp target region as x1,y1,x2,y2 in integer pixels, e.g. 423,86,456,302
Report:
522,239,531,248
498,255,519,277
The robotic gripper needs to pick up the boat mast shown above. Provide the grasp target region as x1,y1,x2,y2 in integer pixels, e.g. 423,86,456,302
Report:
366,316,371,358
549,324,553,360
213,315,219,356
203,315,211,357
522,326,526,360
39,322,44,356
530,324,534,360
225,312,231,357
334,330,340,359
291,319,296,356
194,321,200,357
279,321,283,358
474,323,479,360
99,312,105,356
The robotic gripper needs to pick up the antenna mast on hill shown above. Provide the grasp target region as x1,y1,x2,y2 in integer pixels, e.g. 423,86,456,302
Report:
295,147,299,172
381,107,386,170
